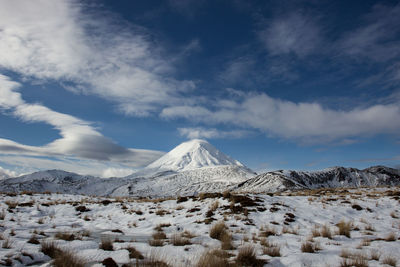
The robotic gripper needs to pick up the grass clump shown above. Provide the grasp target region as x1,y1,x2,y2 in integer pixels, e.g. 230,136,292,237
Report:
382,256,397,266
170,233,191,246
41,240,61,258
385,232,397,241
336,220,353,238
220,231,233,250
28,234,40,244
261,238,281,257
1,237,13,249
259,225,278,238
209,221,227,240
53,249,86,267
55,232,78,241
340,249,369,267
321,224,333,239
236,245,265,267
0,209,5,220
127,246,144,259
149,230,167,247
370,250,380,261
300,241,321,253
196,249,230,267
99,238,113,251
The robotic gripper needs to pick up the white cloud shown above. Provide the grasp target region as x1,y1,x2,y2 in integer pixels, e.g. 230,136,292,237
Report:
0,166,17,179
0,155,135,177
178,127,251,139
162,92,400,143
168,0,206,17
339,3,400,62
0,0,194,117
102,168,135,178
0,74,164,169
259,13,321,57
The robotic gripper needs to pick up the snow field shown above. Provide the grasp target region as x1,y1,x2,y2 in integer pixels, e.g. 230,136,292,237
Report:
0,187,399,266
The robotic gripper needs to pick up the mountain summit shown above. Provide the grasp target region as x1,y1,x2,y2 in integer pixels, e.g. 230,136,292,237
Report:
146,139,244,172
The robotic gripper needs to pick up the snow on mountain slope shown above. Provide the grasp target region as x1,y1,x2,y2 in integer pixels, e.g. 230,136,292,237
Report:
0,170,129,196
236,166,400,193
146,139,244,172
114,165,255,197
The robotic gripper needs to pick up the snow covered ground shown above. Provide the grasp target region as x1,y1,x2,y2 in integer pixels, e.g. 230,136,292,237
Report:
0,187,399,266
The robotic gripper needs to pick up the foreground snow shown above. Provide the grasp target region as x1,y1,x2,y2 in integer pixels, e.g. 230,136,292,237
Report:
0,187,399,266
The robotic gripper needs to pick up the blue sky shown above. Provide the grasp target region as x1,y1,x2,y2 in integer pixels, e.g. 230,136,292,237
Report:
0,0,399,177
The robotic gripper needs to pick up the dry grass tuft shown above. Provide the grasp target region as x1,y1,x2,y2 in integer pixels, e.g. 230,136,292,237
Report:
196,249,230,267
336,220,353,238
261,239,281,257
140,251,170,266
0,209,5,220
149,230,167,247
385,232,397,242
236,245,265,267
220,231,233,250
55,231,79,241
311,225,321,237
152,231,167,240
170,233,191,246
382,256,397,266
127,246,144,259
340,249,369,267
28,234,40,244
301,242,316,253
321,224,333,239
209,221,227,240
301,240,321,253
148,239,164,247
5,201,17,209
259,225,278,238
41,240,61,258
1,237,13,249
99,238,113,251
53,249,86,267
370,250,380,261
181,230,196,239
209,200,219,211
340,258,368,267
364,224,375,232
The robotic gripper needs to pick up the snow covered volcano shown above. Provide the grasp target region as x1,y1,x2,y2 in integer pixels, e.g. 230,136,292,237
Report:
146,139,244,172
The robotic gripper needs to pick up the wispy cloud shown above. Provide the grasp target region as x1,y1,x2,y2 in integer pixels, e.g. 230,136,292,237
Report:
0,166,16,178
338,3,400,62
167,0,206,17
0,0,194,117
0,74,164,170
259,12,321,57
162,91,400,143
0,154,137,177
178,127,252,139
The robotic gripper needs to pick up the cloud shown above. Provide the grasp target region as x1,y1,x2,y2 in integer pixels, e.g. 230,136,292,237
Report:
0,155,136,177
0,0,194,117
0,74,164,168
167,0,206,17
219,56,255,84
178,127,251,139
162,92,400,143
259,13,321,57
0,166,16,179
102,168,135,178
339,3,400,62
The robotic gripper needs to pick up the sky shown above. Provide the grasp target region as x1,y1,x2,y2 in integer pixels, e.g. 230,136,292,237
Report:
0,0,400,177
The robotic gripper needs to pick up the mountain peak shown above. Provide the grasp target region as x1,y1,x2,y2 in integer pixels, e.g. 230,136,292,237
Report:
146,139,244,172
